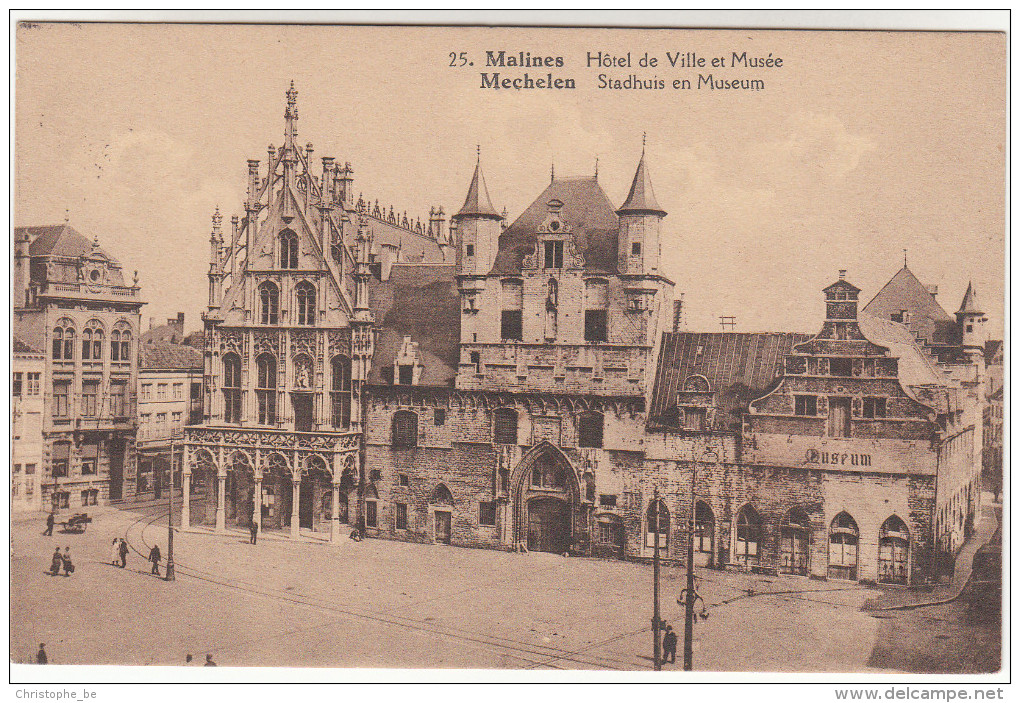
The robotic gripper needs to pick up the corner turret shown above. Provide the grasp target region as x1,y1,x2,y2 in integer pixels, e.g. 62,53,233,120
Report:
616,136,665,275
452,147,502,276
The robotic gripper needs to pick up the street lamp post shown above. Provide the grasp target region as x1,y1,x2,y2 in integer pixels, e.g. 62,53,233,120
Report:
652,487,662,671
683,461,697,671
165,432,178,582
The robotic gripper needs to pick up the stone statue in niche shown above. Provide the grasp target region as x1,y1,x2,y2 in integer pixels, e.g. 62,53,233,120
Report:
294,356,313,389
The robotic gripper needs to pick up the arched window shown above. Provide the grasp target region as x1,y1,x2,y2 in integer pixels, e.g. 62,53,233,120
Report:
331,355,352,429
695,501,714,556
878,515,910,585
279,230,298,269
735,505,762,566
828,512,859,580
222,353,242,424
493,408,518,444
295,281,316,325
393,410,418,448
52,319,75,361
259,282,279,325
578,411,604,448
430,484,454,505
780,507,811,575
645,499,670,549
111,322,131,363
255,354,277,425
81,320,104,362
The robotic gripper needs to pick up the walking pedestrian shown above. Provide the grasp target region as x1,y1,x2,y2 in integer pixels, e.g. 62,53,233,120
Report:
204,654,217,667
44,513,54,536
48,547,62,576
110,538,120,566
61,547,74,577
185,653,194,665
661,625,677,665
118,538,129,568
36,644,47,664
149,543,161,576
249,519,258,545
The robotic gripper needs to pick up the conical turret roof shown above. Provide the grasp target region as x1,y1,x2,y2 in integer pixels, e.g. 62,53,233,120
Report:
454,158,501,220
957,281,983,315
617,150,666,216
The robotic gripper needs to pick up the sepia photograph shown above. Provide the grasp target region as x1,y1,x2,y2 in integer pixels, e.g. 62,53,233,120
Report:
9,11,1007,691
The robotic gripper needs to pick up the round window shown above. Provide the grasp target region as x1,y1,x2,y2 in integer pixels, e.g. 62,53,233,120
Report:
549,221,560,231
89,270,101,282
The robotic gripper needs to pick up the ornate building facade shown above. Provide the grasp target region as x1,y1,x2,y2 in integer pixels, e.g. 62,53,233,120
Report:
13,224,143,508
182,85,988,586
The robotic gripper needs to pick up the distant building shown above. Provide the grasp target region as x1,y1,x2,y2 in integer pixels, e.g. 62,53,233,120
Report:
13,224,144,510
12,337,45,511
137,315,203,497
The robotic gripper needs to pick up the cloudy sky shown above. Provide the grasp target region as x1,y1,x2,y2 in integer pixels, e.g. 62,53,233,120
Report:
15,23,1005,337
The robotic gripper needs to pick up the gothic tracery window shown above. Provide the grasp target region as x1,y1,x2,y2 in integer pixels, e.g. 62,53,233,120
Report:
279,230,298,269
259,282,279,325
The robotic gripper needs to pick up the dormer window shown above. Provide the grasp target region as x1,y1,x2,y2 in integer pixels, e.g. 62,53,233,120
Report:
544,240,564,269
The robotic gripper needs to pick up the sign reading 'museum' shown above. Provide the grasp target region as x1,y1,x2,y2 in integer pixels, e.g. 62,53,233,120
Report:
805,449,871,467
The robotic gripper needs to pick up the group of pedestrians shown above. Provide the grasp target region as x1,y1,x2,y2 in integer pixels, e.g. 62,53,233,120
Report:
48,547,73,577
109,538,130,568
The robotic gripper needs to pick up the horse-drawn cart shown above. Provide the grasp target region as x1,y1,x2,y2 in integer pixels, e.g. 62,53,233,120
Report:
59,513,92,534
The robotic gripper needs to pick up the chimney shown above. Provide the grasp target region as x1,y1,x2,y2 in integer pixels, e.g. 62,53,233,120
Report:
926,284,939,299
838,269,847,281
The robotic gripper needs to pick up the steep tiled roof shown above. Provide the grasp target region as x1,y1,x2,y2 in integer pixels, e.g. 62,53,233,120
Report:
367,264,460,387
857,316,948,389
956,281,983,314
861,266,959,346
491,177,620,275
141,342,203,371
19,224,110,259
985,339,1003,363
368,216,445,263
649,332,811,421
454,160,501,219
618,152,665,215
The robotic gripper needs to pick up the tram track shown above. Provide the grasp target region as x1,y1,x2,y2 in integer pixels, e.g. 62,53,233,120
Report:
121,507,641,670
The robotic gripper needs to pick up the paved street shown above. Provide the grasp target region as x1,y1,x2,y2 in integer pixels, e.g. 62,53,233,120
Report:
9,498,999,671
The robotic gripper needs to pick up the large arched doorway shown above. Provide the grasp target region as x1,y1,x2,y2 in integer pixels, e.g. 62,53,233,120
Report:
300,455,332,531
225,451,255,528
734,504,763,567
189,449,218,528
694,501,715,567
262,453,292,531
511,443,580,554
879,515,910,585
779,507,811,575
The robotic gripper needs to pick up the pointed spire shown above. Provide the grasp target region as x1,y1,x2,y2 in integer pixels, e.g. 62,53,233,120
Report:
903,248,908,269
618,136,666,216
594,155,599,181
284,80,298,147
454,148,501,220
957,281,983,315
550,160,555,183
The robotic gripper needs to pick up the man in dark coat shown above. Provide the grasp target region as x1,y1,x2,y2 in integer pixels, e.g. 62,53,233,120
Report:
118,538,129,568
662,625,678,665
36,644,47,664
249,519,258,545
44,513,54,536
149,544,161,576
204,654,216,667
49,548,62,576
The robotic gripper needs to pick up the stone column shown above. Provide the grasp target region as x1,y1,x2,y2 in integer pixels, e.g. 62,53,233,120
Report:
253,477,263,530
216,473,226,532
291,477,301,538
181,472,191,530
330,482,341,543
